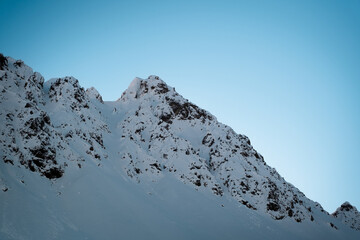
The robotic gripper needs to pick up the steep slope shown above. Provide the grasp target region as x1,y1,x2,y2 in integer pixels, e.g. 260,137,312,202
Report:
115,76,321,222
0,54,359,239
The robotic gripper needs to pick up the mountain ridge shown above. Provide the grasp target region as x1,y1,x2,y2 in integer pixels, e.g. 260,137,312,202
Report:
0,54,359,240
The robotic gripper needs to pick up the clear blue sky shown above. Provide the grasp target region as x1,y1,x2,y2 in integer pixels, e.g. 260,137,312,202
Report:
1,0,359,213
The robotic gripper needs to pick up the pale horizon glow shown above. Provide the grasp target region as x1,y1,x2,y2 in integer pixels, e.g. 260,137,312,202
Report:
1,0,359,213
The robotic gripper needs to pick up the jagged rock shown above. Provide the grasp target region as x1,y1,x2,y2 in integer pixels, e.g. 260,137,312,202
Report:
333,202,360,230
0,53,8,70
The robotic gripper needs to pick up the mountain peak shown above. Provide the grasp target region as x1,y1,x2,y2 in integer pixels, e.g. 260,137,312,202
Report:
340,202,357,212
333,202,360,230
86,87,104,103
0,54,39,84
119,75,173,101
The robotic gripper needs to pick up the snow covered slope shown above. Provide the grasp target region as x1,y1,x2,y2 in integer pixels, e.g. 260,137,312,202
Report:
1,54,359,239
332,202,360,231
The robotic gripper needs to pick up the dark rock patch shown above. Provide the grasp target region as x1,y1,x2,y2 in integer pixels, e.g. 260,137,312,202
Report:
0,54,7,70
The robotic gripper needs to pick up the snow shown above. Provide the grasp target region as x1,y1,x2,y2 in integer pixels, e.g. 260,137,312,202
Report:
0,55,359,239
332,202,360,230
85,87,104,103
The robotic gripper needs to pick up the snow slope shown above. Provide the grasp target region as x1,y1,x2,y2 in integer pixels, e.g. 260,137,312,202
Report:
333,202,360,231
0,54,359,239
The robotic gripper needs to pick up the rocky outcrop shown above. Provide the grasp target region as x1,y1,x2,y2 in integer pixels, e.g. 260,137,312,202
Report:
333,202,360,230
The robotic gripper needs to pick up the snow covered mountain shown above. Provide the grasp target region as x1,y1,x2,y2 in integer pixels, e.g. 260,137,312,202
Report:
1,54,359,240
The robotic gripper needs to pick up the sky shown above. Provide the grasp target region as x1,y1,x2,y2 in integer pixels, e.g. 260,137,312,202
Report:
1,0,359,213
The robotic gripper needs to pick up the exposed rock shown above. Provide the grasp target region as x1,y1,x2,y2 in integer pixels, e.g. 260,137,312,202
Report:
333,202,360,230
